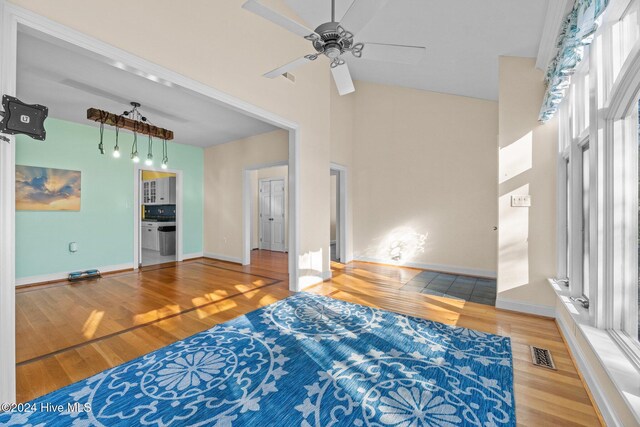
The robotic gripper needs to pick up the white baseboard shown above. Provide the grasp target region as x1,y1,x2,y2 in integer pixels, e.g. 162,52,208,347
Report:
203,252,243,264
555,311,624,426
495,297,555,317
354,256,496,279
15,262,134,287
183,252,203,260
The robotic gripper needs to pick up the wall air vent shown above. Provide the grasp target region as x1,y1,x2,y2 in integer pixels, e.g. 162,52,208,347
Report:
530,346,556,370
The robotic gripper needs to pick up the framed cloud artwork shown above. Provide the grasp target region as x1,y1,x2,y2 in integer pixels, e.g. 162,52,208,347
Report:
16,165,81,211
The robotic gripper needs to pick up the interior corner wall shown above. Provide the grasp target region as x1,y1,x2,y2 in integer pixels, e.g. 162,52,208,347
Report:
497,56,557,313
351,81,499,276
204,129,288,262
330,87,355,262
15,117,204,284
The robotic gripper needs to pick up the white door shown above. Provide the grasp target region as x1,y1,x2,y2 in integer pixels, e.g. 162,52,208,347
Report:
259,180,271,250
270,180,286,252
259,178,286,252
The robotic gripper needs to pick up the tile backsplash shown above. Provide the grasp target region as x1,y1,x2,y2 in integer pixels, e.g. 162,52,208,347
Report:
144,204,176,220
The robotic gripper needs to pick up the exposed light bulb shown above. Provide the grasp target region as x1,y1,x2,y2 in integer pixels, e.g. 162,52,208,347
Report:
131,152,140,163
113,147,121,158
145,158,153,166
161,161,168,170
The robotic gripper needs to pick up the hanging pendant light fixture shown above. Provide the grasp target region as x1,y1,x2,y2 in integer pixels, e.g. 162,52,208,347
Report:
161,138,169,169
145,134,154,166
86,102,173,165
112,116,121,158
131,121,140,163
97,111,106,155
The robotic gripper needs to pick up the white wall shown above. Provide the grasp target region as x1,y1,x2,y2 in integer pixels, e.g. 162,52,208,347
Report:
252,165,288,250
204,129,288,261
496,56,557,313
351,81,499,276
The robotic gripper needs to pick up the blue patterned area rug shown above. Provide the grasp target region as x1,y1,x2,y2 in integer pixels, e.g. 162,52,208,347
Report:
2,293,515,426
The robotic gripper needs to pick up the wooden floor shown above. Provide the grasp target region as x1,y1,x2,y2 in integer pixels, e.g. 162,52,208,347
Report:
15,251,602,426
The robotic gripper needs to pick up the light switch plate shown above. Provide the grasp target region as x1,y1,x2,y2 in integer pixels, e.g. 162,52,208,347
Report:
511,195,531,207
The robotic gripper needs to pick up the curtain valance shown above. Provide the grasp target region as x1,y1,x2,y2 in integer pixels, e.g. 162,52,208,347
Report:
539,0,609,122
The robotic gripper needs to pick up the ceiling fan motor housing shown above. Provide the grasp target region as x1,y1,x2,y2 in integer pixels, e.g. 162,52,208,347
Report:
313,22,352,59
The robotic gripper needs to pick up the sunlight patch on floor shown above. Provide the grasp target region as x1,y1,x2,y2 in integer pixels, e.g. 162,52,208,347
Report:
195,299,238,319
133,304,181,324
81,310,104,339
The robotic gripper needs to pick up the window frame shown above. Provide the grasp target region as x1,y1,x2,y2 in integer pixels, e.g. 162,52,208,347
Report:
557,1,640,367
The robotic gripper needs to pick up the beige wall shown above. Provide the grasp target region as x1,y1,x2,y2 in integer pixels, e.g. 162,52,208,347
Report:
251,166,288,250
497,56,557,311
11,0,333,287
204,129,288,260
351,81,499,275
329,86,355,262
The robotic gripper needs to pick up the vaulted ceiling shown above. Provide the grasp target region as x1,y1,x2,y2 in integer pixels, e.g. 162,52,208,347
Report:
284,0,549,100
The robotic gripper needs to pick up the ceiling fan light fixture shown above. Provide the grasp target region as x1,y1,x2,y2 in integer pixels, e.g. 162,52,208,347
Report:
324,45,341,59
245,0,424,96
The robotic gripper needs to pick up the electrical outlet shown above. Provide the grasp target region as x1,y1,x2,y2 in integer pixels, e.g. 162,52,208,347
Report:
511,195,531,207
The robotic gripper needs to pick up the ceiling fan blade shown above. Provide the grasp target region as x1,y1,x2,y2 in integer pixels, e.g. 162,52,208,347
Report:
339,0,390,35
360,42,426,64
243,0,318,39
331,63,355,96
264,56,314,78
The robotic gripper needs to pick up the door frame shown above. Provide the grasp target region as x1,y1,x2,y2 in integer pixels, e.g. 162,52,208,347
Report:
330,163,350,263
243,160,288,265
134,167,183,267
258,176,286,252
0,2,301,403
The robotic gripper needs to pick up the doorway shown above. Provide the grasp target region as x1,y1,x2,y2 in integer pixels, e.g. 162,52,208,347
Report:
259,178,286,252
248,164,289,258
138,169,179,266
0,4,302,403
330,164,347,263
330,170,339,261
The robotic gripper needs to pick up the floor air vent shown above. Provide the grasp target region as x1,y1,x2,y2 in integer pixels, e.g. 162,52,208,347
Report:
530,346,556,370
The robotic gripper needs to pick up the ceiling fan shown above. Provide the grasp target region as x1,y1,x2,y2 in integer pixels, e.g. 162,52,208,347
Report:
242,0,426,95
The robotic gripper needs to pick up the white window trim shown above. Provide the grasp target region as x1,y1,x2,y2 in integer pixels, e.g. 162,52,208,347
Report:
554,3,640,422
558,2,640,356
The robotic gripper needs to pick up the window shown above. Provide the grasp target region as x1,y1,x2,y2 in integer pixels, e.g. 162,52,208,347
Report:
566,159,571,281
636,99,640,342
582,144,590,301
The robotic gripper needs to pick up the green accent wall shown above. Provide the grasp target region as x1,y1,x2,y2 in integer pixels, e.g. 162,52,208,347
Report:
16,118,204,280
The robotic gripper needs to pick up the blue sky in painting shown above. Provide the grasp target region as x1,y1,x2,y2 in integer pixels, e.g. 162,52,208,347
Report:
15,165,81,205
